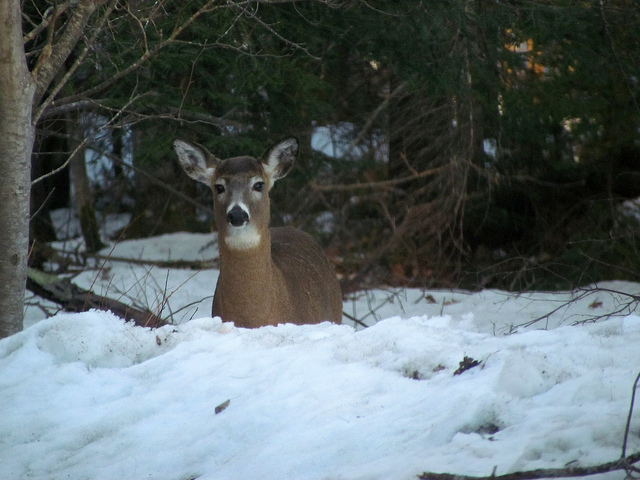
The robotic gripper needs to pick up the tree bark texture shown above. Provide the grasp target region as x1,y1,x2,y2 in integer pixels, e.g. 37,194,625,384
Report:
30,0,100,112
0,0,37,338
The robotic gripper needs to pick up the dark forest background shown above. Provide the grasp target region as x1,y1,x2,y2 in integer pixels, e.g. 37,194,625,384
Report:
27,0,640,293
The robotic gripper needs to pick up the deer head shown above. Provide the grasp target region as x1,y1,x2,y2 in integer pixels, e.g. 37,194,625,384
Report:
173,138,298,251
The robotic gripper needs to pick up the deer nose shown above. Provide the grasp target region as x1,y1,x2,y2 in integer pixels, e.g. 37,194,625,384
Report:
227,205,249,227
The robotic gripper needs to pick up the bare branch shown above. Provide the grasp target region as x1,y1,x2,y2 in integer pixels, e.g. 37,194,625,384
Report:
50,0,225,108
38,96,247,132
166,107,247,131
52,247,218,270
310,164,449,192
31,0,108,110
37,99,104,120
31,131,89,186
104,150,213,215
22,2,71,44
622,372,640,459
32,0,118,124
32,89,153,186
26,267,166,328
418,452,640,480
515,284,640,329
344,82,407,158
235,1,321,59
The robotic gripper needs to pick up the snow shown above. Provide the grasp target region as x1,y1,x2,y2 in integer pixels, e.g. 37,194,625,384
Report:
5,226,640,480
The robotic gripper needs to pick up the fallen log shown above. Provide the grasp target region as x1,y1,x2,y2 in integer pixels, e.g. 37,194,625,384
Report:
27,268,167,328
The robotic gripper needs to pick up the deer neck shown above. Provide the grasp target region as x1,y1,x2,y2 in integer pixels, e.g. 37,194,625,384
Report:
215,230,279,326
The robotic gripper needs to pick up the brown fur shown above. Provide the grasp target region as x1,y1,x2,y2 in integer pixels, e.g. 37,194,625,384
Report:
174,138,342,328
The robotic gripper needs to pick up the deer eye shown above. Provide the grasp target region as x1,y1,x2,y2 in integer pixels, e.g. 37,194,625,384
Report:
252,181,265,192
214,184,225,194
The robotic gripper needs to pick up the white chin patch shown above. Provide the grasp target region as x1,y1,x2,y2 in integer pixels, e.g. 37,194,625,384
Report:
224,225,262,250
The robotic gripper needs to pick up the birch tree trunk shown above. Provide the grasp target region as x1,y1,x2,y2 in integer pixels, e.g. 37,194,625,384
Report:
0,0,36,337
0,0,101,338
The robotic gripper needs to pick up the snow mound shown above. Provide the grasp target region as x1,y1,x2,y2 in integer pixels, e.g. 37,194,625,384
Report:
2,312,640,479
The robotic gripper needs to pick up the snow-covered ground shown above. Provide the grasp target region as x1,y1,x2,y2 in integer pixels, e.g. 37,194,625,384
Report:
3,220,640,479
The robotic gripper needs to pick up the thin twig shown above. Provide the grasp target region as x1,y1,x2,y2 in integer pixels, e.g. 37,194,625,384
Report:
310,165,449,192
341,310,369,328
51,0,223,108
343,82,406,159
622,371,640,459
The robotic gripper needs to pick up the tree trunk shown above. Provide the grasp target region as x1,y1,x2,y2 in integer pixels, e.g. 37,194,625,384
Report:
69,115,105,253
0,0,36,338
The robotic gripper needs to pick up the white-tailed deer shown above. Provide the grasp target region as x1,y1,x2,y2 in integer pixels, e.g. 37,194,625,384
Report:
173,137,342,328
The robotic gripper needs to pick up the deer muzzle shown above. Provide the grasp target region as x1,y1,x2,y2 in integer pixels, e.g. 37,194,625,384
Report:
227,205,249,227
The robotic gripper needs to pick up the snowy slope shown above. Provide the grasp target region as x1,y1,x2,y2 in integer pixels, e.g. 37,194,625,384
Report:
4,229,640,480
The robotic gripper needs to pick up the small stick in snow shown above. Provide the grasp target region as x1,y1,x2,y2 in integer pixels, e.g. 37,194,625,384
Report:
215,399,230,415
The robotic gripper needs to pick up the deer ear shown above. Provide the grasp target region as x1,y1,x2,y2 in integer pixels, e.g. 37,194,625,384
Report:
173,139,219,185
262,137,298,189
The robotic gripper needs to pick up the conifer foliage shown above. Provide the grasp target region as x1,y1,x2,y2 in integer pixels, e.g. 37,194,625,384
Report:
1,0,639,337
